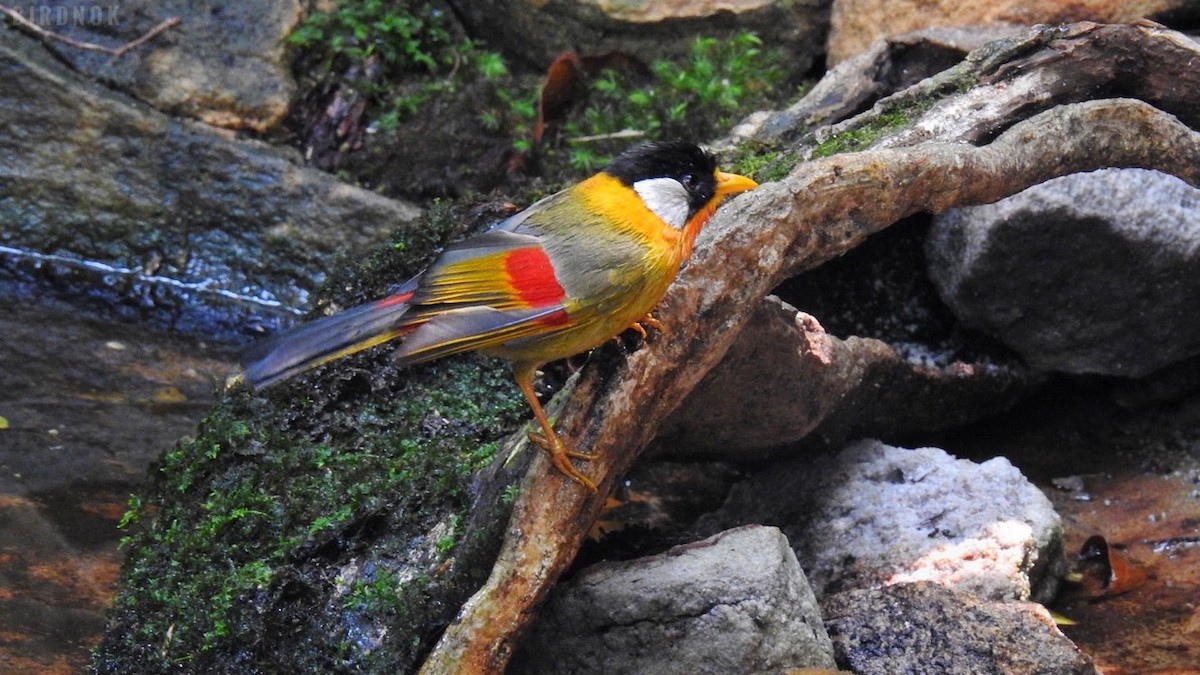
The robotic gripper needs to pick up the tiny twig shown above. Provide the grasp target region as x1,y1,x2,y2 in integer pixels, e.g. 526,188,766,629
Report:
569,129,646,143
0,5,180,59
112,17,181,58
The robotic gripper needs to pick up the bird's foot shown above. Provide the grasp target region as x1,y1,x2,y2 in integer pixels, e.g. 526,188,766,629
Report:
627,313,666,340
528,430,598,492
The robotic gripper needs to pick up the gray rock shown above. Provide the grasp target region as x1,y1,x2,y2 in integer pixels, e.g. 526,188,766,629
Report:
697,440,1064,603
823,582,1097,675
25,0,300,131
511,525,836,675
927,168,1200,378
0,31,421,340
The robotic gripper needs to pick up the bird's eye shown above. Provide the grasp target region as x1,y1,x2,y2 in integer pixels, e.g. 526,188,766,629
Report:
681,174,697,191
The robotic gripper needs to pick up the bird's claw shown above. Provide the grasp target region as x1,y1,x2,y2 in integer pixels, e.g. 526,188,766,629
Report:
627,313,666,340
528,430,598,492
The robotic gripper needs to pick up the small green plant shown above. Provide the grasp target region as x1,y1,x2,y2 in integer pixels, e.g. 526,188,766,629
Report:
344,570,401,610
487,86,538,153
434,514,461,554
549,32,788,169
289,0,507,131
501,483,521,505
288,0,455,73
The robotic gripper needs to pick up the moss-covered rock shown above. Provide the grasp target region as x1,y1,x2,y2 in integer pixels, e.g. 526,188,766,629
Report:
92,205,534,673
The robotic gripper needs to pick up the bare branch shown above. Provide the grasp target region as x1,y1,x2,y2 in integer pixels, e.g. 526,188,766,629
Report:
0,6,180,59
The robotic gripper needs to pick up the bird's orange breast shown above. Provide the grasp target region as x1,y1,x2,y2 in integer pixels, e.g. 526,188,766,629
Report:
574,173,685,259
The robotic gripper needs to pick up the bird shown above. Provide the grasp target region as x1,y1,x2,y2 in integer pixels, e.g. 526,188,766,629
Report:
240,141,757,491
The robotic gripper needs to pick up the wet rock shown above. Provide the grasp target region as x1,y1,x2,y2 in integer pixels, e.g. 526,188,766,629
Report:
0,31,421,341
697,440,1065,603
657,296,1038,459
827,0,1190,64
0,298,235,671
926,168,1200,378
512,525,836,675
446,0,827,73
0,299,234,496
25,0,301,131
823,582,1098,674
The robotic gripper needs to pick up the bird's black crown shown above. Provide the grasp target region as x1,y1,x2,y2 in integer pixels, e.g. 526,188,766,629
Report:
605,141,718,213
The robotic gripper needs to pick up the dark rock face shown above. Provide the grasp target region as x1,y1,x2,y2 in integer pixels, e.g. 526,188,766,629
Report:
0,31,421,341
927,168,1200,378
823,582,1098,675
512,525,836,675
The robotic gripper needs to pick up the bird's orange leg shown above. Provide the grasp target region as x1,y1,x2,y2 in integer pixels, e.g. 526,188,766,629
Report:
626,313,665,340
514,364,598,492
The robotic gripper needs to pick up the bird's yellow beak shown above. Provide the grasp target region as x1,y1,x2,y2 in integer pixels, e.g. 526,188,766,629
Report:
714,171,758,198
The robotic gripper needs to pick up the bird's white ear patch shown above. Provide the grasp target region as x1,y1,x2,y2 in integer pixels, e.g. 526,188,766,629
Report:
633,177,689,229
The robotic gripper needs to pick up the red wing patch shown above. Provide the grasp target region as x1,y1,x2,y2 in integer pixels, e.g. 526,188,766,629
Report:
375,290,414,309
504,247,566,307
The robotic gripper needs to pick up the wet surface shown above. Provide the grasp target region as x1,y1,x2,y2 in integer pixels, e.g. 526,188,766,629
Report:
0,299,235,673
1051,468,1200,674
937,378,1200,674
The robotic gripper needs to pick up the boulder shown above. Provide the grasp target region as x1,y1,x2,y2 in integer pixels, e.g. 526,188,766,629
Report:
926,168,1200,378
827,0,1191,64
18,0,301,131
512,525,836,674
446,0,827,72
0,31,421,341
697,440,1065,603
823,582,1097,674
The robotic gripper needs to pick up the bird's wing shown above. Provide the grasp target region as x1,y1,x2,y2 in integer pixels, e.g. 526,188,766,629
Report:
388,209,577,365
410,223,569,312
391,302,568,366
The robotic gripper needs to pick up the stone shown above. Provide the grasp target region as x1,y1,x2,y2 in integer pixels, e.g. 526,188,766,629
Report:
926,168,1200,378
823,582,1097,674
25,0,301,131
827,0,1188,64
446,0,826,74
0,31,421,340
697,440,1065,603
511,525,836,675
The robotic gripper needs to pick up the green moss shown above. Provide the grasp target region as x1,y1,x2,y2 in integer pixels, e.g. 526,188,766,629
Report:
93,205,532,673
812,108,906,157
728,143,800,184
344,568,402,611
